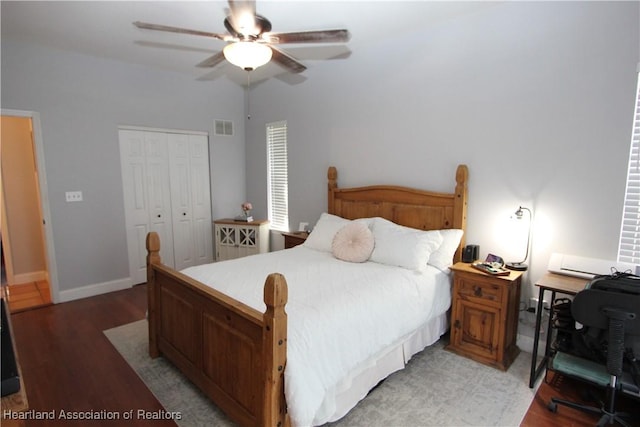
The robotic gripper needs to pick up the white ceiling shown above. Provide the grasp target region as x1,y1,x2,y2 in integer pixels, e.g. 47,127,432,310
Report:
1,1,497,85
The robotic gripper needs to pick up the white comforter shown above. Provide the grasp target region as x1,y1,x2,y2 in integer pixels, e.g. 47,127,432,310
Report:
182,246,451,426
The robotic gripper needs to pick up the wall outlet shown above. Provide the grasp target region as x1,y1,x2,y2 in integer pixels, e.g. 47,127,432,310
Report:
65,191,83,202
298,222,309,232
529,297,550,314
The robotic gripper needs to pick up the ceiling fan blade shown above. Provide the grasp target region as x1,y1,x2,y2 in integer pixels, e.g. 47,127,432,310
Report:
196,52,226,68
133,21,228,41
270,46,307,74
266,29,351,44
227,0,260,36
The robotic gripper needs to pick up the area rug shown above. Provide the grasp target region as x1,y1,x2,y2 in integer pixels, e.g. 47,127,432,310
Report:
105,320,538,427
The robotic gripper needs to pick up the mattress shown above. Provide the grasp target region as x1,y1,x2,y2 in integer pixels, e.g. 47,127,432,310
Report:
182,245,452,426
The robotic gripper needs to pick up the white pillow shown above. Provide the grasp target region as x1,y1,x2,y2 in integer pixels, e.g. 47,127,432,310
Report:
428,229,464,272
331,222,375,263
303,213,351,252
369,217,443,270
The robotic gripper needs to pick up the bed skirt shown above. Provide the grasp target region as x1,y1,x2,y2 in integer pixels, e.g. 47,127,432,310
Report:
316,311,450,425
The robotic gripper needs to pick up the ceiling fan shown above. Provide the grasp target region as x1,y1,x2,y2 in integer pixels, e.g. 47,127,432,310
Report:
133,0,351,73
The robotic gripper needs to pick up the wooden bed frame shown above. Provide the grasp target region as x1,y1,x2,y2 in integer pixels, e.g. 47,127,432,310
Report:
145,164,468,427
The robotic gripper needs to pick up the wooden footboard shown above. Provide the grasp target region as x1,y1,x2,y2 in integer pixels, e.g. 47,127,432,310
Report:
146,232,289,427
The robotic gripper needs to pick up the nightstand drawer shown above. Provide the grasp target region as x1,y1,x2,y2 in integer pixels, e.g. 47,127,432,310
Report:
456,275,503,305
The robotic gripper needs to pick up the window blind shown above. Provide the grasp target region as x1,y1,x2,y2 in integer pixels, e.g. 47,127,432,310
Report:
266,121,289,232
618,75,640,264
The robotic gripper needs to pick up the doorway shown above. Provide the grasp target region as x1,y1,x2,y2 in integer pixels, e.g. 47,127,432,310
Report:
1,111,58,311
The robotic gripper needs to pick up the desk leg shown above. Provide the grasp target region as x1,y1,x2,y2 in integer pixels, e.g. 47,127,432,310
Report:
544,291,557,357
529,287,547,388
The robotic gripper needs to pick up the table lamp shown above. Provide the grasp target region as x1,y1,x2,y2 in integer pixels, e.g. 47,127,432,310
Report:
506,206,532,271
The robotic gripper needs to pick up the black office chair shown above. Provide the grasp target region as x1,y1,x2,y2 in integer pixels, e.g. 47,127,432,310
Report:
547,284,640,427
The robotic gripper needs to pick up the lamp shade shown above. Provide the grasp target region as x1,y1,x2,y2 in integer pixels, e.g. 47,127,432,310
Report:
223,42,272,71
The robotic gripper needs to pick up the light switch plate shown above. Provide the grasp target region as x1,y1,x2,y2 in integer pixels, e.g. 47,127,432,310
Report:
298,222,309,232
65,191,83,202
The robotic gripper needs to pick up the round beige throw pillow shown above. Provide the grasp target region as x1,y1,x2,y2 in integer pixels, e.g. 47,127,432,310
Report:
331,221,375,263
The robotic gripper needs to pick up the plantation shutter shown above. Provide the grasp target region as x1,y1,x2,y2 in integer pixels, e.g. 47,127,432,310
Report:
618,76,640,263
267,121,289,231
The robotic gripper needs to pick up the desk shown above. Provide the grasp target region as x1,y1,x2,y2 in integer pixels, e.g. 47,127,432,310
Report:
529,273,588,388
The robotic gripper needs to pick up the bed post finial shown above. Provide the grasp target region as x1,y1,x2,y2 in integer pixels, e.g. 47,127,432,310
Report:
328,166,337,184
146,232,161,358
263,273,289,427
146,232,161,266
328,166,337,215
456,164,468,188
453,165,469,262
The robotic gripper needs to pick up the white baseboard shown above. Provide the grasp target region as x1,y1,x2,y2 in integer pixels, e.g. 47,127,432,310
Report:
13,270,48,284
58,277,133,303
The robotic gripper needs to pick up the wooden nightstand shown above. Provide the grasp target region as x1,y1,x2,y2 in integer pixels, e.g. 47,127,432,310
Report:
446,262,523,370
281,231,309,249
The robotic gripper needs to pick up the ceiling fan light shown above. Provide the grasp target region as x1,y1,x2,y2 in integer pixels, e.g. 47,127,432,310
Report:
223,42,272,71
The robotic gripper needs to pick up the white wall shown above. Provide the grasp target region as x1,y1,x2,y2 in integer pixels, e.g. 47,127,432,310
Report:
245,1,640,301
1,40,246,297
1,2,638,304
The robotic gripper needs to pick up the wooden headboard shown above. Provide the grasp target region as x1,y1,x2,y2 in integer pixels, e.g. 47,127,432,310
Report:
327,164,468,263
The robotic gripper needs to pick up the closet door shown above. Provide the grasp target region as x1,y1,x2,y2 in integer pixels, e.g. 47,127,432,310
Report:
119,130,175,284
145,132,175,268
168,133,213,270
187,134,213,266
168,134,194,271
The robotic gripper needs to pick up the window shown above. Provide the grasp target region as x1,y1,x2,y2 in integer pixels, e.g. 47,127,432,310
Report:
618,75,640,263
266,121,289,232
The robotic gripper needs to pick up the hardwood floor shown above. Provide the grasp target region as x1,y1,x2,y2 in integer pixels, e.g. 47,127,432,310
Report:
6,284,640,426
9,285,175,427
522,371,640,427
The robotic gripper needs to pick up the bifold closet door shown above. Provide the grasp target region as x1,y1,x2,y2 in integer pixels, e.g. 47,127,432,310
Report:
119,130,175,284
168,133,213,271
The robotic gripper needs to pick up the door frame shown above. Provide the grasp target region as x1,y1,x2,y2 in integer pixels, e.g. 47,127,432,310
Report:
2,109,60,303
1,167,15,284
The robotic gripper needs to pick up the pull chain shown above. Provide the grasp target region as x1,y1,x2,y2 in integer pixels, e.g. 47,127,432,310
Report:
246,70,251,120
